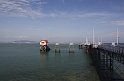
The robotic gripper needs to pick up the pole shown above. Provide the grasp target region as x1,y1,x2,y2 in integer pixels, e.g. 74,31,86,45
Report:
93,29,94,45
101,37,102,43
117,28,118,46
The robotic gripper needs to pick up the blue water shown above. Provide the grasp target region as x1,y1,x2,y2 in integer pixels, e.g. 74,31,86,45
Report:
0,43,98,81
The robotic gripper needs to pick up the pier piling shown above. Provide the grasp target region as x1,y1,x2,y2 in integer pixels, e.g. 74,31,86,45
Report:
79,44,83,49
55,43,60,53
69,43,74,53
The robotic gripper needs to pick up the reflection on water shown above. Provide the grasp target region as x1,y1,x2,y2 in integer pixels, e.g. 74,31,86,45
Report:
40,51,49,61
0,44,100,81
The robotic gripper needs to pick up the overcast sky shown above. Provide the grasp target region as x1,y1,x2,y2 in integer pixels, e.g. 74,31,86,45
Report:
0,0,124,43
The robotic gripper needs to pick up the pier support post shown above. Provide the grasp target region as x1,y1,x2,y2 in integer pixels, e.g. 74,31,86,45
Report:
69,43,74,53
79,44,83,49
55,43,60,53
40,45,46,52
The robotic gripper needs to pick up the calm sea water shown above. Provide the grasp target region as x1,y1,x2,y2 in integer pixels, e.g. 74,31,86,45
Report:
0,43,99,81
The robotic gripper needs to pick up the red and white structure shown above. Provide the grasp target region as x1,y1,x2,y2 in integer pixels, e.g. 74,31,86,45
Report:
40,40,50,52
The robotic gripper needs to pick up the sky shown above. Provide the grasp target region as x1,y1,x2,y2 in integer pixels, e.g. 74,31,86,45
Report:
0,0,124,43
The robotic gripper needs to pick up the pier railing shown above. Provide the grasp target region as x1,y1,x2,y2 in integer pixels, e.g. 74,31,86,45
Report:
98,45,124,54
88,44,124,81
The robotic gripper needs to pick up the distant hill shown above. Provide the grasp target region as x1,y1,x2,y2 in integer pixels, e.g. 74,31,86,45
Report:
13,40,38,43
0,41,4,43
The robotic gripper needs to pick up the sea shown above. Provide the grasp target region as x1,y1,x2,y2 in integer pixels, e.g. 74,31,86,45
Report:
0,43,100,81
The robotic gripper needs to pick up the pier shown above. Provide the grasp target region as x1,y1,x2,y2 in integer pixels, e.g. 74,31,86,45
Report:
39,40,124,80
87,44,124,81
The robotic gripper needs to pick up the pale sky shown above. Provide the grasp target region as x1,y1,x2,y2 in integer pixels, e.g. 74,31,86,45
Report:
0,0,124,43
